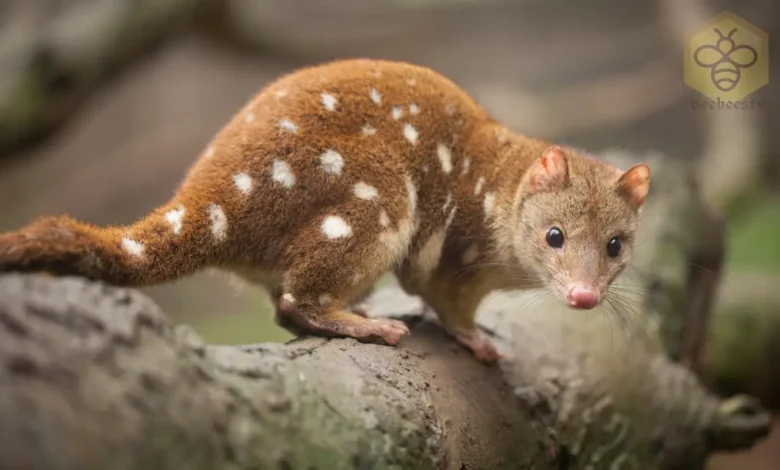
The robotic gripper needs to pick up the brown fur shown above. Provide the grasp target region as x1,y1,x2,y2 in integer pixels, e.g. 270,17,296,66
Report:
0,59,650,363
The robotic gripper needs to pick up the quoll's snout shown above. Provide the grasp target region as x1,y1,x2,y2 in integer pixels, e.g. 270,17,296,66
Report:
566,284,600,309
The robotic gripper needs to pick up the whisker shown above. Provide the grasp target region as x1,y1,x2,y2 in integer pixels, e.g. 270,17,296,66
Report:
603,292,657,347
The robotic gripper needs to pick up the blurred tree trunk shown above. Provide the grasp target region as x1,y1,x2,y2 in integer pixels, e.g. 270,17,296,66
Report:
0,0,209,158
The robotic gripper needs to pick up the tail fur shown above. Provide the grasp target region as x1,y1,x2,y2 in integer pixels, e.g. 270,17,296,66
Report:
0,200,220,286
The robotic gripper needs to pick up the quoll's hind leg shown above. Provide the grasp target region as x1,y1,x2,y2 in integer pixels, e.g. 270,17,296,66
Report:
267,284,310,336
270,281,381,336
419,275,502,364
278,295,409,345
274,209,413,346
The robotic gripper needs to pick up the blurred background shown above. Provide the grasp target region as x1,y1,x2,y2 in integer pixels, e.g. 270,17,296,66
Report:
0,0,777,467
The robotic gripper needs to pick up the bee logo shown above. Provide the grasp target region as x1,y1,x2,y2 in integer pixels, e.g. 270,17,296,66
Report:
693,28,759,92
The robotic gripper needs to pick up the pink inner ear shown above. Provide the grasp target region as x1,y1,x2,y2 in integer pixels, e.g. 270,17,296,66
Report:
617,164,651,206
530,146,569,192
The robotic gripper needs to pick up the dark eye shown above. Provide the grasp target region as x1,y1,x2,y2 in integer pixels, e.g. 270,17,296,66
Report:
546,227,564,248
607,237,622,257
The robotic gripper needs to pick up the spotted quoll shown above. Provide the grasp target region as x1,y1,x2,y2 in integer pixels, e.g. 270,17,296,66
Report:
0,59,650,363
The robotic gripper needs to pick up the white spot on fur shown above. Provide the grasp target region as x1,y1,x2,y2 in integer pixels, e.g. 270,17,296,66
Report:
442,192,452,212
409,104,420,115
208,203,228,242
405,176,418,216
121,237,144,257
278,119,298,133
422,164,429,173
445,205,458,229
462,244,480,265
403,124,418,145
445,102,456,115
282,293,296,305
233,172,253,195
414,230,446,282
318,293,334,305
275,88,288,98
474,177,485,195
320,149,344,175
496,128,508,143
406,78,416,86
461,157,471,176
205,145,215,158
437,143,453,174
483,192,496,217
352,272,364,285
164,206,185,235
322,215,352,239
369,88,382,104
272,160,296,188
353,182,378,200
379,210,391,227
391,106,404,120
244,112,255,124
321,92,338,111
361,125,377,136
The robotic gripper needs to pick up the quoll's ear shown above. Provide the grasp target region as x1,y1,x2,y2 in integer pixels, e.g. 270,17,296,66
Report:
528,146,570,193
616,164,651,207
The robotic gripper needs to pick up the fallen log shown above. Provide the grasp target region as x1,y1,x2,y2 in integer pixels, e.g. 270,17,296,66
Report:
0,271,771,470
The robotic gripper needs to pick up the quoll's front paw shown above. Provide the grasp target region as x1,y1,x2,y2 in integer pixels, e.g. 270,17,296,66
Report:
453,331,503,364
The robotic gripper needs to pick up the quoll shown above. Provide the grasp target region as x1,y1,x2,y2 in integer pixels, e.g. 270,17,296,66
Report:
0,59,650,363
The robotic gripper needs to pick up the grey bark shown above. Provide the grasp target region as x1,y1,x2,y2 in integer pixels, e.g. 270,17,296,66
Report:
0,271,770,470
0,274,541,470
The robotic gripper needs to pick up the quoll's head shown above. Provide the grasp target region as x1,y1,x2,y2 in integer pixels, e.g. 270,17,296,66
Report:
512,145,650,310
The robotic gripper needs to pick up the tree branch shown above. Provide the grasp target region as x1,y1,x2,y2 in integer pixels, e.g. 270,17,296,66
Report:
0,274,545,470
0,272,771,470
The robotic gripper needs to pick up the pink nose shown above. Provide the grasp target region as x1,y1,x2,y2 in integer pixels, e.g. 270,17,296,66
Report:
567,286,600,309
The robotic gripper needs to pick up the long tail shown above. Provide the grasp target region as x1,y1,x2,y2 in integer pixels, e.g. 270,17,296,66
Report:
0,199,226,286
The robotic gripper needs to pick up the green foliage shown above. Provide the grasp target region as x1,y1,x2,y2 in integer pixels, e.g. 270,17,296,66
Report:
725,193,780,273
